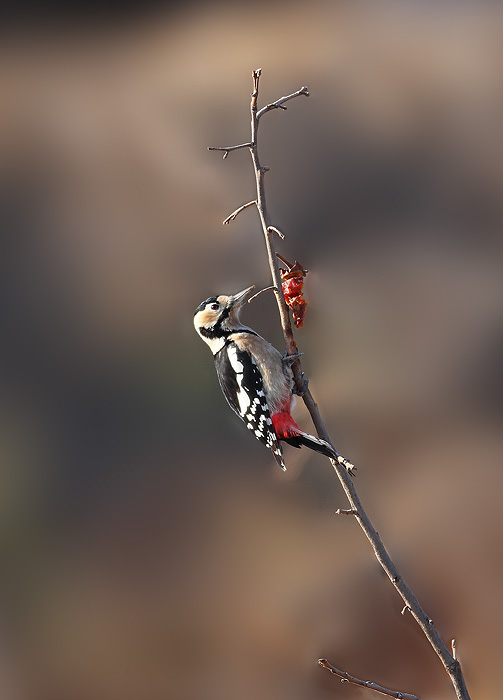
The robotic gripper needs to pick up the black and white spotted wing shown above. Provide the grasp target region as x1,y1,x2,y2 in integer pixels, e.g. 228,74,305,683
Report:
214,342,286,470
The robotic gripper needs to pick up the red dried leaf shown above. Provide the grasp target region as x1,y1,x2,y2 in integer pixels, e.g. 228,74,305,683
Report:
279,258,308,328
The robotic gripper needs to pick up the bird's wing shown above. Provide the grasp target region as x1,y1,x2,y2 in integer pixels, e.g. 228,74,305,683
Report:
214,342,285,469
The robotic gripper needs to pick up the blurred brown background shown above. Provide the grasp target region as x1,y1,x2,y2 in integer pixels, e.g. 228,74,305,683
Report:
0,1,502,698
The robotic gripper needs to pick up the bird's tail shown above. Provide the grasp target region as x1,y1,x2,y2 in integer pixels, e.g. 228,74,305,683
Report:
289,431,355,472
272,412,354,473
270,441,287,471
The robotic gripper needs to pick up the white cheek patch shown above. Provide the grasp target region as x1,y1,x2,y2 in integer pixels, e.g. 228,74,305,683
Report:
203,335,226,355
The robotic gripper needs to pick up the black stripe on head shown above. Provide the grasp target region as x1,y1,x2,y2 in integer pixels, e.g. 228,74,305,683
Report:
200,326,258,341
199,326,231,340
194,297,218,315
217,305,231,324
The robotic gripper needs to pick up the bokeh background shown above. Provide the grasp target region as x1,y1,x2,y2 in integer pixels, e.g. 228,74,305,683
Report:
1,1,502,698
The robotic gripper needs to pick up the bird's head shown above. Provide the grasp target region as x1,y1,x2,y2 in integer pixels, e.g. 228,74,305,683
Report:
193,285,255,352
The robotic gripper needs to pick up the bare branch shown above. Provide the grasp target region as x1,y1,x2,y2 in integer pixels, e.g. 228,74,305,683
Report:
318,659,421,700
257,86,310,119
223,201,256,225
210,68,472,700
248,70,472,700
208,142,253,159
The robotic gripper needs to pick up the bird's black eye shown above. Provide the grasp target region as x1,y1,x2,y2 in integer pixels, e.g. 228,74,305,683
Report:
210,303,219,311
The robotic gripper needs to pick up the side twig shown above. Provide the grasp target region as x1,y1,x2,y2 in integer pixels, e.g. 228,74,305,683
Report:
336,508,358,516
208,142,253,159
247,286,277,304
223,200,256,225
318,659,420,700
209,68,472,700
256,85,309,118
267,225,285,239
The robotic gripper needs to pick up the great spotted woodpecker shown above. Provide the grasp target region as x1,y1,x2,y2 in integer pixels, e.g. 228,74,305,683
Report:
194,285,353,471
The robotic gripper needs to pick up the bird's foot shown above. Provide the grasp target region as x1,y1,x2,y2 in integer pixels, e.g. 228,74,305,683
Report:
293,376,309,396
282,351,303,366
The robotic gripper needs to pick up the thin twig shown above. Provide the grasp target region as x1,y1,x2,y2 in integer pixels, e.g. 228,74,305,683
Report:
208,68,472,700
208,142,253,159
223,200,256,225
336,508,358,516
247,286,278,303
318,659,420,700
257,85,310,118
276,252,292,267
267,225,285,239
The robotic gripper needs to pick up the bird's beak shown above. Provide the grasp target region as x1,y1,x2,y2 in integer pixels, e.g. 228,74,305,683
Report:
227,285,255,307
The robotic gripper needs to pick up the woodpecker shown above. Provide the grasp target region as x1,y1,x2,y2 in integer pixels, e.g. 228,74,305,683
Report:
194,285,353,471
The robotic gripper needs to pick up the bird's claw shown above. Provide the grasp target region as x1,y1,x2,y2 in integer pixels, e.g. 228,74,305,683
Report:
293,376,309,396
282,351,303,366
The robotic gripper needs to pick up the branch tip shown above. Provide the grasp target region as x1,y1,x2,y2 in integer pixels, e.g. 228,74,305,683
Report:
252,69,261,98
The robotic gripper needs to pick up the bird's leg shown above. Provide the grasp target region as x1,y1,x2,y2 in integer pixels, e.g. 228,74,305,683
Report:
282,352,307,396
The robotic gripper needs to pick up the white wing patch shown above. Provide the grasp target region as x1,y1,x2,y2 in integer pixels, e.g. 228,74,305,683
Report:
227,345,251,415
218,342,286,470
